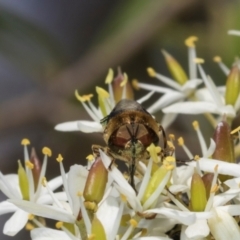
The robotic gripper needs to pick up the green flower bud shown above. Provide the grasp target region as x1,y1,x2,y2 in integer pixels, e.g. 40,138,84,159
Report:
83,157,108,207
162,49,188,85
90,217,106,240
30,148,41,191
190,173,207,212
212,121,235,182
18,160,29,200
225,65,240,106
201,173,214,199
112,67,134,102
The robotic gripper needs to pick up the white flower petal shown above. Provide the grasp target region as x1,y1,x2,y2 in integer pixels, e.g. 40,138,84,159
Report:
9,199,76,223
31,227,72,240
195,87,215,102
181,78,202,93
163,101,220,114
208,208,240,240
55,120,102,133
185,219,209,239
168,184,188,194
0,201,18,214
133,237,171,240
138,82,174,94
68,164,88,218
144,207,196,225
147,92,184,114
224,177,240,189
37,192,67,205
218,205,240,216
137,91,155,104
213,189,240,207
78,120,103,133
3,209,28,236
96,196,120,239
228,30,240,36
55,121,81,131
188,158,240,177
47,175,63,191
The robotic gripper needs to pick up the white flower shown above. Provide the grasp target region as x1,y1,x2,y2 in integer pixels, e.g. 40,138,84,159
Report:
0,141,62,236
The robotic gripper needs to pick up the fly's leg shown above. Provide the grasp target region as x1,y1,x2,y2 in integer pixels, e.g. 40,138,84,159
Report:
129,158,136,192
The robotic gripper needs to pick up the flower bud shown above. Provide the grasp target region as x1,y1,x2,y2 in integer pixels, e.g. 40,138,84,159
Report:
30,148,41,191
190,173,207,212
225,65,240,106
18,160,29,200
112,67,134,102
91,217,106,240
162,49,188,85
212,121,235,182
201,173,214,199
83,157,108,206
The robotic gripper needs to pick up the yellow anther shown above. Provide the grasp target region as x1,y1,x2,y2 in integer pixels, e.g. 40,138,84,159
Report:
231,126,240,135
105,68,114,84
123,172,129,180
194,155,200,161
194,58,205,64
25,160,34,170
75,90,92,102
120,194,127,202
147,67,156,77
86,154,94,161
96,86,109,98
25,223,35,231
165,164,174,171
213,56,222,62
185,36,198,47
21,138,30,145
214,164,219,172
42,177,47,187
167,141,175,150
28,214,34,220
178,137,184,146
84,201,98,211
192,120,199,130
88,234,96,240
42,147,52,157
147,144,161,163
165,156,176,163
77,191,83,197
56,154,63,162
169,134,175,141
56,221,63,229
132,79,139,90
129,219,138,228
210,184,219,193
120,73,128,87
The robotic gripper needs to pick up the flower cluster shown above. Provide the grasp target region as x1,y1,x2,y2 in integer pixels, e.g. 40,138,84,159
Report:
2,30,240,240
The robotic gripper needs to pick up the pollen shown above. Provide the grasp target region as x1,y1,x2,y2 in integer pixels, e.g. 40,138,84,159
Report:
21,138,30,145
132,79,140,90
169,134,175,141
210,184,219,193
165,156,176,163
147,67,156,77
231,126,240,135
178,137,184,146
88,234,96,240
56,221,63,229
213,56,222,62
96,86,109,98
185,36,198,47
192,120,199,130
86,154,94,161
167,141,175,150
25,222,35,231
194,58,205,64
56,154,64,162
120,73,128,87
75,90,90,102
120,194,127,202
105,68,114,84
194,155,200,161
77,191,83,197
42,177,47,187
25,160,34,169
28,214,35,220
129,219,138,228
42,147,52,157
214,164,219,172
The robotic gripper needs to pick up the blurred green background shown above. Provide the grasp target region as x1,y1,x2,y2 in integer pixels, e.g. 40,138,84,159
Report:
0,0,240,239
